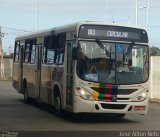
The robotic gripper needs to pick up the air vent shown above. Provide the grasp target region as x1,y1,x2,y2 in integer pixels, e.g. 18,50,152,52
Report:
101,103,126,110
117,89,137,95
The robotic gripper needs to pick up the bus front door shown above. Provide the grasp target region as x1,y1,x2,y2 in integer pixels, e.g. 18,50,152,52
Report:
66,41,75,107
35,45,42,101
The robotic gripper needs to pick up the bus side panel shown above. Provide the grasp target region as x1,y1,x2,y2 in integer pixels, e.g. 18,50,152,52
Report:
40,65,52,104
23,64,35,98
51,66,64,106
12,63,19,92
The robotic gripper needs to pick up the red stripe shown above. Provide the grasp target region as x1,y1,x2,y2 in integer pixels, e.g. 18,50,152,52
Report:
104,94,112,98
105,84,112,89
105,84,112,93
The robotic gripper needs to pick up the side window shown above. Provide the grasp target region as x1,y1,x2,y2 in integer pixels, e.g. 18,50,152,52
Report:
31,44,36,63
24,39,36,63
58,50,64,64
44,35,56,64
42,46,46,64
24,42,30,63
55,34,66,64
14,41,20,62
44,34,66,65
47,50,55,64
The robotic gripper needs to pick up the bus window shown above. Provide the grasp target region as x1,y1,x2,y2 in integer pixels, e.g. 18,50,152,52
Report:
55,34,66,64
59,51,64,64
42,47,46,64
47,50,55,64
24,39,36,63
44,35,56,64
31,44,36,63
24,43,30,63
14,41,20,62
44,33,66,65
55,49,64,64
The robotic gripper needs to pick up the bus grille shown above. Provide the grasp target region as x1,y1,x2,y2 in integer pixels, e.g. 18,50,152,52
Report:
117,89,137,95
91,87,137,95
100,103,127,110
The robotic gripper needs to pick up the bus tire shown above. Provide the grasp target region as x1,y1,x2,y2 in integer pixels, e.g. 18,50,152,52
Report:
54,93,62,116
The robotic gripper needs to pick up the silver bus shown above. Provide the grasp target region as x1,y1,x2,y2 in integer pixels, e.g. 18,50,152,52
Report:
13,21,150,117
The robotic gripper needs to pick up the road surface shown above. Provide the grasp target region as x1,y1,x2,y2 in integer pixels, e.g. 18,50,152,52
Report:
0,81,159,136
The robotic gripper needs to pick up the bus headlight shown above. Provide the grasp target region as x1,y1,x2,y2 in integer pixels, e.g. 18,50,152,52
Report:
77,88,94,101
133,92,147,102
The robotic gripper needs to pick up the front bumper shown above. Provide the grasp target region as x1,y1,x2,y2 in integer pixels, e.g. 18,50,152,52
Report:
73,95,149,115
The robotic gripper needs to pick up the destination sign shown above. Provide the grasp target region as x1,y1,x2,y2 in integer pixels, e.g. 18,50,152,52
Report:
79,25,148,43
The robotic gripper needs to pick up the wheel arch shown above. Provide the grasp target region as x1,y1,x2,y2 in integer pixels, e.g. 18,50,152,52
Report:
52,83,62,106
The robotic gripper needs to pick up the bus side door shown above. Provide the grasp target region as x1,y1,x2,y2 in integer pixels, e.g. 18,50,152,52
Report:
18,41,25,93
35,37,43,100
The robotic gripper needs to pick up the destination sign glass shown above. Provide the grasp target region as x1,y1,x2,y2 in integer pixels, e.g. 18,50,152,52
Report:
78,25,148,43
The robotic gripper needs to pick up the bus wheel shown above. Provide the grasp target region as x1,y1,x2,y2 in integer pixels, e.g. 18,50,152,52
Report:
54,94,62,116
23,85,29,103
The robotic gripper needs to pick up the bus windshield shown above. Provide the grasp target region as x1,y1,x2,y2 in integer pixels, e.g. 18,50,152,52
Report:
77,40,149,84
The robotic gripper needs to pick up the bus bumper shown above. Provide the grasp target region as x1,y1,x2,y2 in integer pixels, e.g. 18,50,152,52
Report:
73,96,149,115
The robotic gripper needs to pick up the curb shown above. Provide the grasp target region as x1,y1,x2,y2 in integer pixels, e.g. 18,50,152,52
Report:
149,98,160,104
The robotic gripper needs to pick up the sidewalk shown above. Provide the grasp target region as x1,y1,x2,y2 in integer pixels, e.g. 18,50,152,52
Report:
150,98,160,104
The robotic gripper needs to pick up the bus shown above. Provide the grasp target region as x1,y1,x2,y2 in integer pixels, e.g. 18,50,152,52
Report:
12,21,150,116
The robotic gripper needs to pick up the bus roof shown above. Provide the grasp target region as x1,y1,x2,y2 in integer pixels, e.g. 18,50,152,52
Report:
15,21,147,41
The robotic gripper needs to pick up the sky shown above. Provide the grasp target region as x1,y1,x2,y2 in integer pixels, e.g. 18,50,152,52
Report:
0,0,160,54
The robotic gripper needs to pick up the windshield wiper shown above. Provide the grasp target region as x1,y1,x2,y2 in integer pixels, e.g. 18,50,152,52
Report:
123,42,135,61
95,39,110,57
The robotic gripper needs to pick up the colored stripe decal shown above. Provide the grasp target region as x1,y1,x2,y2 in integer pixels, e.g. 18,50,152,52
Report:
104,94,112,98
91,83,118,102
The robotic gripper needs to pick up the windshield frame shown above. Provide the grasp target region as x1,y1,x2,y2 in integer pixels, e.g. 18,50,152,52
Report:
76,39,149,85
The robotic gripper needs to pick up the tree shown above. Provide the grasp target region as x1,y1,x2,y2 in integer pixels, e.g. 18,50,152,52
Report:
150,46,160,56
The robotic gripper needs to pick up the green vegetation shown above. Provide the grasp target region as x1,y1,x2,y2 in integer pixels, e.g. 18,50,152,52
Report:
150,47,160,56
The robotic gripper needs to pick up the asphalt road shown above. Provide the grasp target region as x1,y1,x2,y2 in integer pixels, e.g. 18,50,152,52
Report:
0,81,160,136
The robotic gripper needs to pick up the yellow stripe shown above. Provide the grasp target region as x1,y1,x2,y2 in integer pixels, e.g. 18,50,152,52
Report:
92,90,99,97
92,91,99,101
92,83,100,87
94,97,99,101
